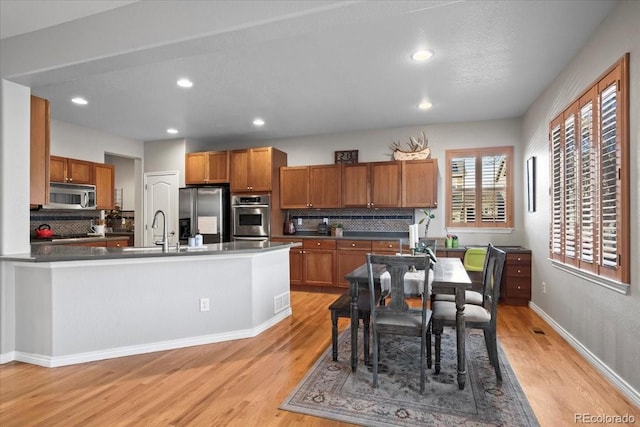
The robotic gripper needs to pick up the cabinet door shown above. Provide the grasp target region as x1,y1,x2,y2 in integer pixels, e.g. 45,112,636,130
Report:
304,249,336,286
289,248,304,285
337,250,369,288
280,167,309,208
248,147,272,192
402,159,437,207
230,149,250,192
106,239,129,247
342,163,370,207
50,156,67,183
185,152,207,184
206,151,230,183
95,163,115,209
309,164,342,208
68,159,93,184
30,96,50,205
370,162,401,207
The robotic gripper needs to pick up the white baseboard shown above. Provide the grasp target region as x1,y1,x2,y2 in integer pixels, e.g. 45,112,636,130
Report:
8,308,292,368
529,302,640,408
0,351,16,364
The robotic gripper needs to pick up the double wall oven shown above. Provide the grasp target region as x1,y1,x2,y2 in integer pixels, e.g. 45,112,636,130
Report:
232,194,271,241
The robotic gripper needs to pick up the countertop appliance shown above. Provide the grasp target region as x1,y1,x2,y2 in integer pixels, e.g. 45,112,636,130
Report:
179,186,230,244
43,183,97,210
232,194,270,241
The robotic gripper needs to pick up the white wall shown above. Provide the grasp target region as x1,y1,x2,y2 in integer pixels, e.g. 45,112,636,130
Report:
144,139,186,187
51,120,143,161
522,0,639,397
105,154,136,210
206,118,525,245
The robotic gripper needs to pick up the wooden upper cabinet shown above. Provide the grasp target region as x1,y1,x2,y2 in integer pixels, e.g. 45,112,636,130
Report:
402,159,438,208
280,166,309,208
94,163,115,210
30,96,50,206
185,151,229,184
370,161,402,207
342,163,370,207
50,156,93,184
230,147,287,193
280,164,342,209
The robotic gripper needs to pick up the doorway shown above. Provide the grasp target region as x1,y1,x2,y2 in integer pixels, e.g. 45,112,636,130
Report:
144,171,179,246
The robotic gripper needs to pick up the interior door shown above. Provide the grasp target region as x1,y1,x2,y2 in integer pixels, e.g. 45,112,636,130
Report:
144,171,179,246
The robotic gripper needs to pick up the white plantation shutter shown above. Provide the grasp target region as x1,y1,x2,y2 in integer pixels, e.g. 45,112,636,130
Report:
599,82,618,270
446,147,513,228
548,55,628,286
563,110,578,263
579,95,596,270
550,120,563,259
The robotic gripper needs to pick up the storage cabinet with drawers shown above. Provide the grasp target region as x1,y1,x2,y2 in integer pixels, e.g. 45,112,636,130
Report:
500,251,532,305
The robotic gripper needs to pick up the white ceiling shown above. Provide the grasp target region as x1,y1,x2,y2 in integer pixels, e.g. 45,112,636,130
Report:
0,0,615,144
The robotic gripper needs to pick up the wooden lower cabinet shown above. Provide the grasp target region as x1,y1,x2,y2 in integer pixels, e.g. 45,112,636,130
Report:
500,252,532,305
67,238,129,248
336,240,373,288
272,238,337,287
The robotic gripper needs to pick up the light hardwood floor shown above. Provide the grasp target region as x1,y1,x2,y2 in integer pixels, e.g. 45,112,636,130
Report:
0,291,637,426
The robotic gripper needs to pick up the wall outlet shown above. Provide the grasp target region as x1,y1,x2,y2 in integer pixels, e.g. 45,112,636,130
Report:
199,297,210,312
297,217,302,226
542,281,546,294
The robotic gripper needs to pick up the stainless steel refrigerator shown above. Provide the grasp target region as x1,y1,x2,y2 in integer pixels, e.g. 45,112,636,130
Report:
178,186,230,244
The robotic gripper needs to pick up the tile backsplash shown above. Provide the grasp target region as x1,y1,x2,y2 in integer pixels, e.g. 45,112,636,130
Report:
287,208,414,233
30,210,134,236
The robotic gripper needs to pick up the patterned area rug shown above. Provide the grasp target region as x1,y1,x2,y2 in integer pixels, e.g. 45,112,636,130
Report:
281,327,539,426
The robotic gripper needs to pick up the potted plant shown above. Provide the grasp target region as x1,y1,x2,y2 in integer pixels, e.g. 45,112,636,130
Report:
330,223,344,237
418,209,435,237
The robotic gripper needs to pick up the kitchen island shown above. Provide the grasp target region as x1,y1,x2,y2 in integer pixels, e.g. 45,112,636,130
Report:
1,241,296,367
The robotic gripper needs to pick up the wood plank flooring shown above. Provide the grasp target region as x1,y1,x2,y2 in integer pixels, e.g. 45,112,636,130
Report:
1,291,637,426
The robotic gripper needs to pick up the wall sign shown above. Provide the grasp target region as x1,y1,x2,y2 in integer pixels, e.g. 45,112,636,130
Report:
334,150,359,164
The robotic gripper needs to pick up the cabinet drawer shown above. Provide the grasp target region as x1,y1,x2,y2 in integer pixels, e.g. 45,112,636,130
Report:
337,240,372,251
506,253,531,264
506,265,531,277
303,239,336,250
372,240,400,253
507,279,531,298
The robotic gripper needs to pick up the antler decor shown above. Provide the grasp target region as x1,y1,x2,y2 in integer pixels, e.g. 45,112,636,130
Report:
389,131,431,160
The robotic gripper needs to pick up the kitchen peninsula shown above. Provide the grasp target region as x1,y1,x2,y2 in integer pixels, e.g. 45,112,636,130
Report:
2,241,296,367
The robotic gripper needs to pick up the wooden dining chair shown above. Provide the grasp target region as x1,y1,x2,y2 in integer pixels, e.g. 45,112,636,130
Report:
366,253,432,394
431,245,506,382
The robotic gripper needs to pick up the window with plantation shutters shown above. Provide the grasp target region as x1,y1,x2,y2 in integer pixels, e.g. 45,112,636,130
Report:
446,147,513,228
548,54,629,287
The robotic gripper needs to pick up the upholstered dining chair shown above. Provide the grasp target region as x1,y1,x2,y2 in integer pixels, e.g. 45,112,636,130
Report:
432,244,491,306
366,253,432,395
431,245,506,382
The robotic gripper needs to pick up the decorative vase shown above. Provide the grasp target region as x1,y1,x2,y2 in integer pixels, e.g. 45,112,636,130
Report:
331,228,343,237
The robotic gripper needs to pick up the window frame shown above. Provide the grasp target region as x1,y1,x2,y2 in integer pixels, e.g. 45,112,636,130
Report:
548,54,630,288
445,146,514,229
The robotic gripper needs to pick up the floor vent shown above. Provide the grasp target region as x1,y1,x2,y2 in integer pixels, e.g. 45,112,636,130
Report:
274,291,290,314
532,327,546,335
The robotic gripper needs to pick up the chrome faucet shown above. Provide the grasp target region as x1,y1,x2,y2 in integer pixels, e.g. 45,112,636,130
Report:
151,209,169,252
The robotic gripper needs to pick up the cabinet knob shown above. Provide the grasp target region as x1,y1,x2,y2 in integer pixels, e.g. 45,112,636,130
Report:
517,269,521,273
316,242,321,246
351,243,356,247
388,244,392,248
517,285,521,289
517,257,521,261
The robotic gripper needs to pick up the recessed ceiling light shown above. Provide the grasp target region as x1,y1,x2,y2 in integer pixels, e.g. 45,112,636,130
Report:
177,78,193,88
253,118,265,126
418,101,433,110
71,97,88,105
411,50,434,62
167,128,178,134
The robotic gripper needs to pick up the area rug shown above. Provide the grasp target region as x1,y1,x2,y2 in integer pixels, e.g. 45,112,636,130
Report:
280,328,539,426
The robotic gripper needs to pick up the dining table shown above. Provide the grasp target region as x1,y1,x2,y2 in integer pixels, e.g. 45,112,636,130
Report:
344,257,472,390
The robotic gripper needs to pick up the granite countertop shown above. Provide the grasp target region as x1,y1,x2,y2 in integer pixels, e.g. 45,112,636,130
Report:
272,231,410,240
3,241,298,263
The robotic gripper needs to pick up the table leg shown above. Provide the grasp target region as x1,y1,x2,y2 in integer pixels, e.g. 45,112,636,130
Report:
455,287,467,390
350,280,359,373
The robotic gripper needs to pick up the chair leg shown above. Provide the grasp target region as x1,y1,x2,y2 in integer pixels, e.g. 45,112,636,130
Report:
489,330,502,382
483,329,494,367
426,322,432,369
363,313,371,366
331,310,339,361
434,320,442,374
372,331,379,388
420,333,426,395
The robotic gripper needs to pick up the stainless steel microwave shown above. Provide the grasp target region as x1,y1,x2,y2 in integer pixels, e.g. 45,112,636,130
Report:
43,183,97,210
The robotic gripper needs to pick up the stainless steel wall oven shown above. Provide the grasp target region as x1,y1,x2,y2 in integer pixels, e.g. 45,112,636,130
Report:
232,194,271,241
